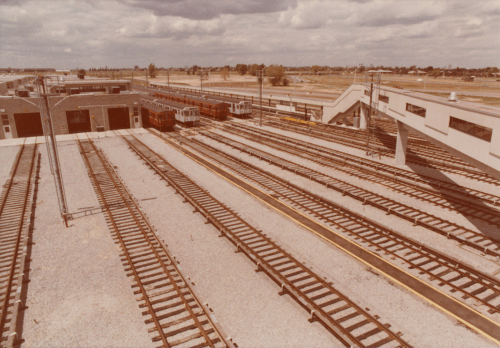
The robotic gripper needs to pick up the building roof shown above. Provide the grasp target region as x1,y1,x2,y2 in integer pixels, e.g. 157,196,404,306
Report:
61,79,131,86
176,90,244,104
157,90,225,106
141,102,173,114
141,94,198,110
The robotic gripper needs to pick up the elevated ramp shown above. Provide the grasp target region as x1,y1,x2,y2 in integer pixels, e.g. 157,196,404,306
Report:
323,84,500,180
323,85,362,124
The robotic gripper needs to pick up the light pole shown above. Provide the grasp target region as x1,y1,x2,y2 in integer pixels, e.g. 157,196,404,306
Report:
366,73,374,156
36,76,69,226
199,70,205,93
257,70,264,127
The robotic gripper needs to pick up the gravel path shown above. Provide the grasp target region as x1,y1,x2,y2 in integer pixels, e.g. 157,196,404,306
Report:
21,141,155,347
123,131,496,347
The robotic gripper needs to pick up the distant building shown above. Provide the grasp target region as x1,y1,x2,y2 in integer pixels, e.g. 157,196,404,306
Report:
0,78,141,139
408,70,427,76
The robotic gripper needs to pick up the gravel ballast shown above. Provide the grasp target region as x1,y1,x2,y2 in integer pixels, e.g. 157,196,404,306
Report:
21,141,155,347
96,134,341,347
204,126,500,275
3,125,498,347
116,131,496,347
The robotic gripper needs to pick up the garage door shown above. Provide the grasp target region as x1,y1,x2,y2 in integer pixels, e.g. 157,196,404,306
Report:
66,110,91,134
108,107,130,130
14,112,44,138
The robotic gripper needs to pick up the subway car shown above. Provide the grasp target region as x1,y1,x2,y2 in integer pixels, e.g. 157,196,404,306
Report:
141,94,200,126
153,90,229,121
141,102,176,131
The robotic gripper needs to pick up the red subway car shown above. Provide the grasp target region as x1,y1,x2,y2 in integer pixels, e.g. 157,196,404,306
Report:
141,102,175,131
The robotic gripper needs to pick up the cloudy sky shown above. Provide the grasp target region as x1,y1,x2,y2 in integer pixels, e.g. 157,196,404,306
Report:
1,0,499,69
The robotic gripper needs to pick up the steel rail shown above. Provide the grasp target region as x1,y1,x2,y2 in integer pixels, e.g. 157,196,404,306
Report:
305,122,462,163
250,110,488,172
148,129,500,344
197,129,500,259
0,144,37,347
263,119,498,184
223,121,500,207
267,115,475,166
267,118,482,171
77,139,231,348
212,123,500,227
121,133,410,348
159,132,500,317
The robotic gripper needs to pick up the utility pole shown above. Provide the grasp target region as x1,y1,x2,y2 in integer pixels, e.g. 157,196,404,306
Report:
366,74,374,156
167,70,170,89
146,68,148,87
37,76,69,226
258,70,264,126
200,70,205,93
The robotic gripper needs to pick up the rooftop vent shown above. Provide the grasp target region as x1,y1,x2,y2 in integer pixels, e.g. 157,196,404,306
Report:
448,92,458,102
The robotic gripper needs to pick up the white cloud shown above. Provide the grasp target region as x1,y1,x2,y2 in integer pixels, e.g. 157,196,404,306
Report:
0,0,498,69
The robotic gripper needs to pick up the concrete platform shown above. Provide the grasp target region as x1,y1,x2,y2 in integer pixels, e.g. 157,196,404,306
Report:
0,137,25,147
0,128,153,147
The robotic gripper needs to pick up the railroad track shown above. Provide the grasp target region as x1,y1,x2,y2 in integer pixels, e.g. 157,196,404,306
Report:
77,139,233,348
252,111,465,160
224,121,500,207
122,132,411,348
196,129,500,259
267,117,480,170
0,144,38,348
270,115,468,165
312,123,459,163
263,119,498,184
213,122,500,228
155,132,500,321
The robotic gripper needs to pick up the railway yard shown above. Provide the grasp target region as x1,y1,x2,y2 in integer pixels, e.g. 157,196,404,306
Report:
2,91,500,348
